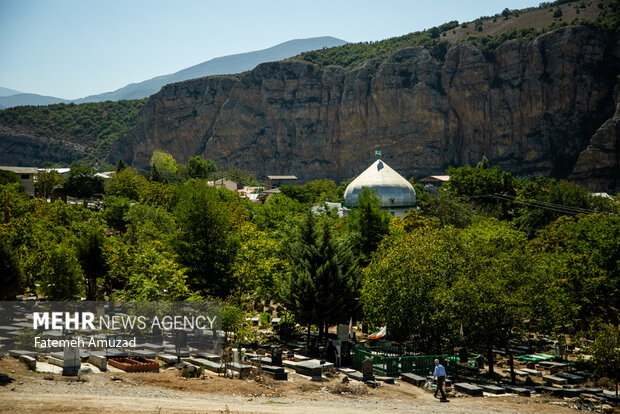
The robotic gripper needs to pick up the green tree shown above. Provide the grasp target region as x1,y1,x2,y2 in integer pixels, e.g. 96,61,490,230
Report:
77,228,108,300
281,211,321,346
449,219,533,379
173,181,239,297
514,177,617,237
362,224,456,346
282,212,360,345
34,170,63,199
102,196,133,233
590,324,620,397
150,150,178,182
280,180,340,205
420,189,473,228
348,187,390,264
446,164,517,198
105,168,147,200
139,180,177,210
116,159,126,173
124,203,176,245
187,155,217,178
0,235,24,300
0,170,20,186
38,244,84,300
232,222,289,303
113,242,192,301
531,215,620,330
314,220,360,343
63,165,104,198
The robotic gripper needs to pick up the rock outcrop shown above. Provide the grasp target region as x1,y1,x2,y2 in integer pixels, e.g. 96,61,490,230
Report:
110,25,619,192
0,126,85,166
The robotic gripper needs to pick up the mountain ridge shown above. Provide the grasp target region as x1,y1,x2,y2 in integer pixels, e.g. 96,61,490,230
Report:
0,37,347,109
110,24,619,193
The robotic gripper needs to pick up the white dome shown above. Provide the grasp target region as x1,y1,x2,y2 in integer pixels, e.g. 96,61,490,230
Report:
343,160,416,208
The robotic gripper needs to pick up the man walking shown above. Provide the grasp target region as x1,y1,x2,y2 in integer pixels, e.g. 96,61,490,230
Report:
433,358,447,400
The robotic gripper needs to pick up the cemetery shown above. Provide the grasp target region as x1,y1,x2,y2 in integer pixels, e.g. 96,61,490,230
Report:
0,301,618,413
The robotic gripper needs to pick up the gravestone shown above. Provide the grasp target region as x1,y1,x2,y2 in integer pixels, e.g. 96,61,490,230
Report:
543,374,568,385
332,340,342,367
337,325,349,342
454,383,484,397
480,384,505,394
505,386,531,396
362,358,375,382
401,372,426,387
271,346,282,367
340,341,352,366
309,337,320,357
459,347,468,363
556,372,585,384
151,325,163,345
63,345,80,376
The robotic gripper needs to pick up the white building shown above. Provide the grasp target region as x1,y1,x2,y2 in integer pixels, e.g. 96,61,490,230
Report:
0,166,38,196
343,160,416,218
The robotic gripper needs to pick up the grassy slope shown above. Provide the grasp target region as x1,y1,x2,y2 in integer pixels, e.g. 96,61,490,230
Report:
296,0,617,68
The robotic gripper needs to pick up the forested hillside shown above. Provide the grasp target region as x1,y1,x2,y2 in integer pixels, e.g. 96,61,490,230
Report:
0,99,146,167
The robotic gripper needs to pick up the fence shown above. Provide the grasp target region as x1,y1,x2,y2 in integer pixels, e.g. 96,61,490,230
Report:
352,345,458,378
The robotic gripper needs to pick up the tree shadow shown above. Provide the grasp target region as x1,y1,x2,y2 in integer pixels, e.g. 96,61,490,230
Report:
0,373,15,386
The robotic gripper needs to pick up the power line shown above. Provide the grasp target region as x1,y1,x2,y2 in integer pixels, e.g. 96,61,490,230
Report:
470,193,615,216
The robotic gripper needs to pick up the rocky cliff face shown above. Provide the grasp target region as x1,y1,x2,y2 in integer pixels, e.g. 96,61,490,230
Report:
0,126,85,166
111,26,620,192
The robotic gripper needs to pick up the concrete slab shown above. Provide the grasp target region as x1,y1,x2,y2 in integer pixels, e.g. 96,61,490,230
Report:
186,358,223,373
89,353,107,371
47,356,64,367
555,372,585,384
376,375,395,384
19,355,36,370
294,361,322,377
8,350,36,358
35,361,63,375
138,343,165,352
538,361,567,368
261,365,287,380
535,386,564,397
521,368,542,376
562,388,584,398
130,349,156,359
503,368,529,376
454,383,483,396
543,375,568,385
195,352,220,362
401,373,426,387
480,384,505,394
505,386,531,396
158,354,180,364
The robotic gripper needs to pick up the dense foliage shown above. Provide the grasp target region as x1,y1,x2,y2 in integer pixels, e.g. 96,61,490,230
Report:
298,1,619,68
0,149,618,382
0,99,146,165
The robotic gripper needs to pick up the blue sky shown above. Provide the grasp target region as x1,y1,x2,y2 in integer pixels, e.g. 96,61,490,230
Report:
0,0,535,99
